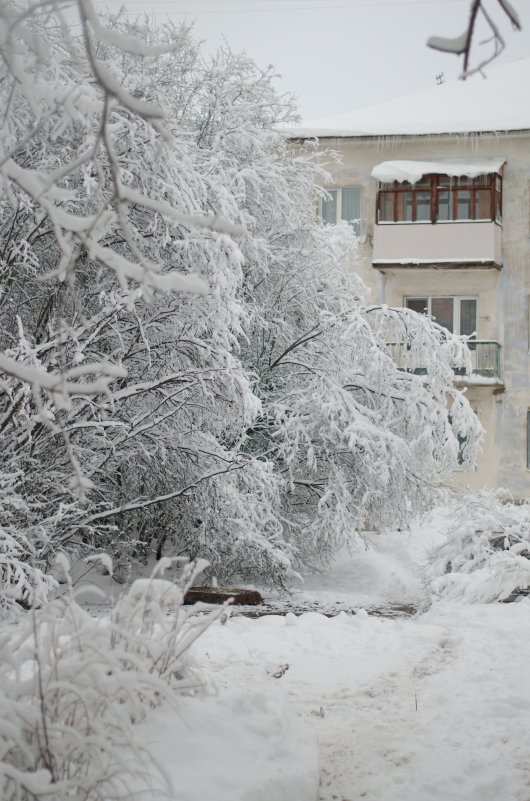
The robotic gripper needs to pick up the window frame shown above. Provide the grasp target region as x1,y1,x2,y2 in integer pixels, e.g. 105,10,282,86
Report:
320,186,362,235
376,172,502,225
404,295,478,336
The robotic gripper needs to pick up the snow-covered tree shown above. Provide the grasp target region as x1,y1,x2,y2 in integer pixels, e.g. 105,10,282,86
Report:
234,152,483,567
166,45,483,569
0,3,296,591
0,2,483,598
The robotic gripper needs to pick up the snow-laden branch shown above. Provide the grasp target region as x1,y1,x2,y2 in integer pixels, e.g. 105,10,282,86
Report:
83,461,247,523
0,0,242,302
88,243,207,295
120,187,243,237
78,0,181,56
0,353,126,401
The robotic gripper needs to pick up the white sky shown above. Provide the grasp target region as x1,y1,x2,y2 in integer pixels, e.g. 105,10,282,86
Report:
101,0,530,119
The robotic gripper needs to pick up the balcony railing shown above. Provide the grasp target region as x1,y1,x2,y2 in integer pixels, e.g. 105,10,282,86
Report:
386,340,501,380
457,340,501,378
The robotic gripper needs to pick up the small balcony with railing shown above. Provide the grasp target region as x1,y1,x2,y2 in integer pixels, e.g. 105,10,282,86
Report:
386,340,503,387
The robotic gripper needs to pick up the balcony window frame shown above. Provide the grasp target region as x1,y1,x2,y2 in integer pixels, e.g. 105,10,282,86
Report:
404,295,478,337
320,186,362,235
376,172,502,225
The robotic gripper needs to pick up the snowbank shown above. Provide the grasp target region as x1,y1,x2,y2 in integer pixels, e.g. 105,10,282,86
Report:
142,690,319,801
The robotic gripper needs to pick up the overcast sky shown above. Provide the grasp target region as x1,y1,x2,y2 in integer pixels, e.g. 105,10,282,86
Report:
102,0,530,120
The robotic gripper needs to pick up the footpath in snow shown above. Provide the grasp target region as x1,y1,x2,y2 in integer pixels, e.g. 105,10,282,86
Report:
143,526,530,801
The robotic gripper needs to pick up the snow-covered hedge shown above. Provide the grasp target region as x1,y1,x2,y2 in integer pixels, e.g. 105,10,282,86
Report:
0,558,220,801
424,492,530,604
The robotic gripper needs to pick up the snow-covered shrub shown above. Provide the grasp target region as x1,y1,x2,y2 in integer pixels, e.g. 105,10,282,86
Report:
0,557,221,801
424,491,530,604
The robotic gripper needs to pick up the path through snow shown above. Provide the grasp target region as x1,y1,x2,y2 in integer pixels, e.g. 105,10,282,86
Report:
183,601,530,801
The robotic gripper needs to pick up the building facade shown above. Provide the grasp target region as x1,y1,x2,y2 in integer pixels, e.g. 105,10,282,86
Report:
293,59,530,497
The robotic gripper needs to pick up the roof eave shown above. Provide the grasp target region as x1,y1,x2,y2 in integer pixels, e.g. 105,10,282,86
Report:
288,127,530,142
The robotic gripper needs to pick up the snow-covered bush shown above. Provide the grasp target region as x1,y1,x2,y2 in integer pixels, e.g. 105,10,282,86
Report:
424,491,530,604
0,557,221,801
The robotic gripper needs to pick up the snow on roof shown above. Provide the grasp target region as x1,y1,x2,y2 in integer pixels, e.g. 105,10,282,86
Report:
372,157,506,184
289,58,530,138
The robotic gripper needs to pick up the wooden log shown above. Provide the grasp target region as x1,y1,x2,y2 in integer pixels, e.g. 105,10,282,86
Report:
184,587,263,606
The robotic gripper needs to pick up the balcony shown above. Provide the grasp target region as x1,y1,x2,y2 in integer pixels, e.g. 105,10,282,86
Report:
372,221,502,269
386,340,502,384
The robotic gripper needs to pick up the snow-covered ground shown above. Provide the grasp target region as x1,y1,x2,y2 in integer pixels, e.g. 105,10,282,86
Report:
175,602,530,801
290,522,444,612
4,521,530,800
141,524,530,801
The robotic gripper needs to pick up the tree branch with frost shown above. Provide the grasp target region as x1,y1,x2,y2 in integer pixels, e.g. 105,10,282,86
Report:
0,353,126,404
268,325,324,369
82,461,247,523
427,0,521,78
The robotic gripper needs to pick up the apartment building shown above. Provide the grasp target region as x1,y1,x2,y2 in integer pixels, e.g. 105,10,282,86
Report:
292,58,530,497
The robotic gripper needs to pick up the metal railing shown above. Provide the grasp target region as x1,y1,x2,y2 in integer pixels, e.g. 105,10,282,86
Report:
386,340,501,379
456,340,501,378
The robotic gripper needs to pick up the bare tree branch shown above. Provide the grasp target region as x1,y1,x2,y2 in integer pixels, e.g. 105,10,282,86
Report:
427,0,521,78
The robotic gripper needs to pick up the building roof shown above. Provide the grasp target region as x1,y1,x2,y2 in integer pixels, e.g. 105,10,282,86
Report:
290,58,530,138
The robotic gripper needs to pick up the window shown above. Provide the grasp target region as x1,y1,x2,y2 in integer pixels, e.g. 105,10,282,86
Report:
377,173,502,224
321,187,362,235
405,296,477,336
321,189,338,225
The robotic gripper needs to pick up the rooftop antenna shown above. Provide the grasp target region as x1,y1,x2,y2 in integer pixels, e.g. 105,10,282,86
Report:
436,72,445,85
